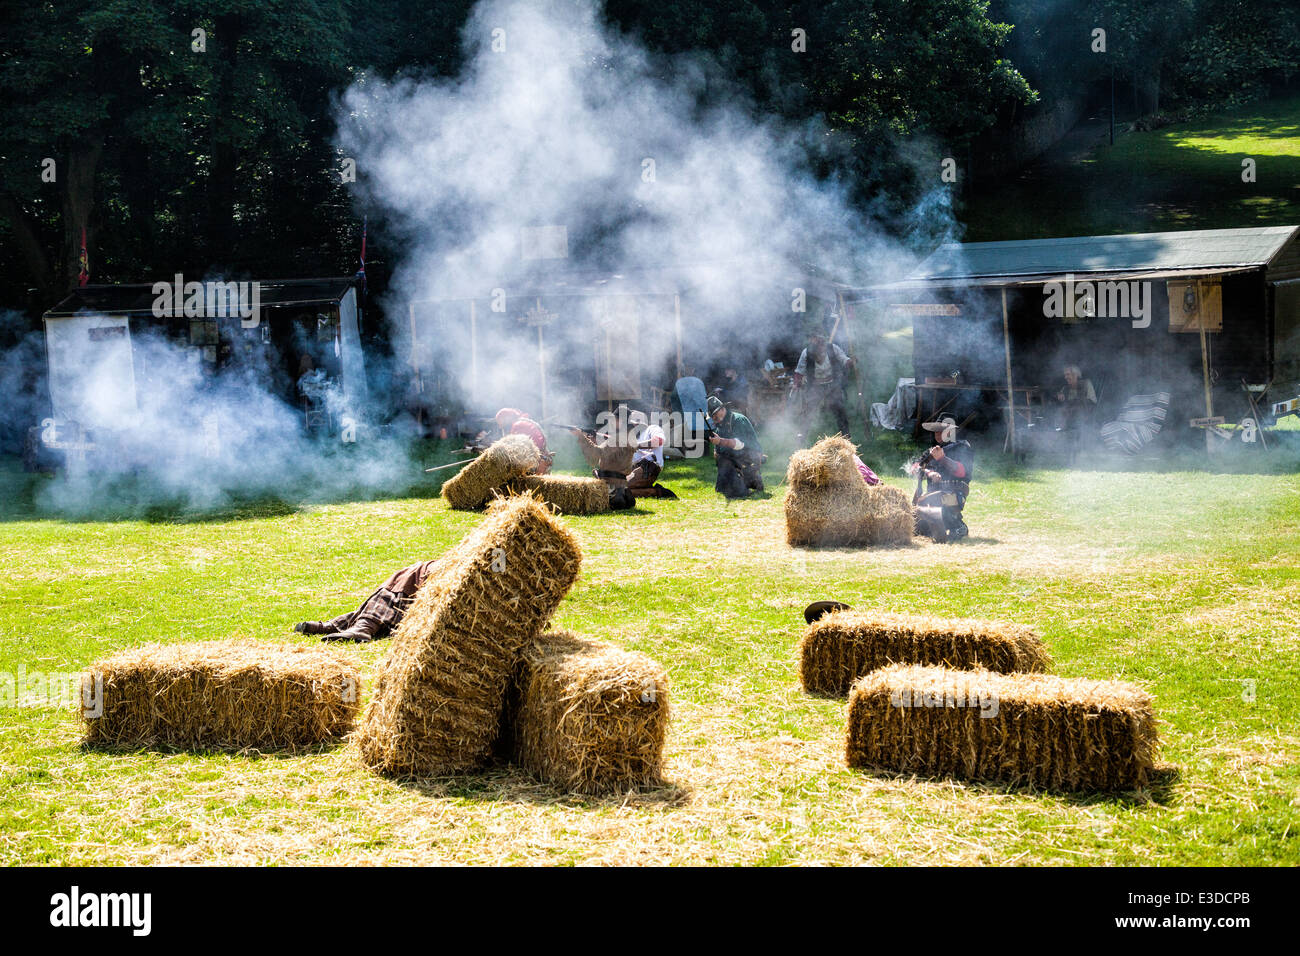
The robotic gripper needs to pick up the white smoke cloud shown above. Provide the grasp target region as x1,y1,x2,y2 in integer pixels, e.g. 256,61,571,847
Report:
336,0,941,416
32,328,417,517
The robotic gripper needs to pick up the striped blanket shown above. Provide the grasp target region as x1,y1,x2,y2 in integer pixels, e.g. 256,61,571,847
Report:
1100,392,1172,454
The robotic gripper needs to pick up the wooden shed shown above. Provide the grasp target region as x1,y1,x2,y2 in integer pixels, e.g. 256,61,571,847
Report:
850,225,1300,450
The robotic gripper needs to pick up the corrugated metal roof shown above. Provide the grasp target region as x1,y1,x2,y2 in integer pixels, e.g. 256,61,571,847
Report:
875,264,1259,292
913,226,1300,281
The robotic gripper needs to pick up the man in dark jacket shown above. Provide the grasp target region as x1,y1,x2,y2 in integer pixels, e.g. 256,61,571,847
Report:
911,420,972,542
707,395,764,499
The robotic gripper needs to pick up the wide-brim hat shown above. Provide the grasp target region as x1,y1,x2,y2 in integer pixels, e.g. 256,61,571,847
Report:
804,600,852,624
921,418,957,435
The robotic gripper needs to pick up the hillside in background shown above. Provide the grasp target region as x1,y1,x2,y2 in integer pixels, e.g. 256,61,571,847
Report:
961,94,1300,241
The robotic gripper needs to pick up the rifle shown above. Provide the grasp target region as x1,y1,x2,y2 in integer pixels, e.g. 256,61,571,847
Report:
423,444,484,473
425,456,475,474
550,423,604,439
910,447,935,505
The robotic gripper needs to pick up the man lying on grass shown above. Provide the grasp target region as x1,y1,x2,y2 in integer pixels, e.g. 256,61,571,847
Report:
293,559,438,642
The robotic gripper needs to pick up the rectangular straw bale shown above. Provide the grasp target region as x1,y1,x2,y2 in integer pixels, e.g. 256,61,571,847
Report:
799,610,1051,695
784,482,871,547
506,474,610,514
357,494,582,777
81,641,360,750
858,483,915,546
441,434,541,510
785,435,860,489
509,632,669,794
846,664,1158,791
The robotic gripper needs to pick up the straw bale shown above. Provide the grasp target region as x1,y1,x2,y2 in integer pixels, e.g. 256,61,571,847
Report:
509,632,669,794
357,494,582,777
800,610,1051,695
784,482,871,547
441,434,541,510
859,483,915,546
506,474,610,515
785,435,859,489
81,641,360,750
845,664,1158,791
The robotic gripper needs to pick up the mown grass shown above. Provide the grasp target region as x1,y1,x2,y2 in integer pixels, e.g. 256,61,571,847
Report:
964,93,1300,240
1,440,1298,865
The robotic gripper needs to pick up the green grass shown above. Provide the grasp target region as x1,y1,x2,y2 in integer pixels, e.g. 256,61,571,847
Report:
1,445,1298,865
964,93,1300,240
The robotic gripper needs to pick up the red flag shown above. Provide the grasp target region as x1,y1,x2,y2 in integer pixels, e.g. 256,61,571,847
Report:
78,226,89,287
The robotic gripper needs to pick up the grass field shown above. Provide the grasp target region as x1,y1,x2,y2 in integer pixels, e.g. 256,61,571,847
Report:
1,442,1298,866
963,93,1300,240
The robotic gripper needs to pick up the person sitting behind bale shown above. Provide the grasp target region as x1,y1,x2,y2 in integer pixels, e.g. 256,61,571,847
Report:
294,559,439,643
494,407,553,474
707,395,764,499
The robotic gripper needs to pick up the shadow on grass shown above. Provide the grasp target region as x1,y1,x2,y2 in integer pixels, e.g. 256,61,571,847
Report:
390,761,693,808
78,738,352,759
852,763,1180,806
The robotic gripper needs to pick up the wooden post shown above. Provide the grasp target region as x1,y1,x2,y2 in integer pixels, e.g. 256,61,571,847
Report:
469,299,478,409
674,294,683,380
1200,323,1214,454
603,325,613,416
836,291,870,440
535,297,548,420
1002,288,1016,454
408,303,423,427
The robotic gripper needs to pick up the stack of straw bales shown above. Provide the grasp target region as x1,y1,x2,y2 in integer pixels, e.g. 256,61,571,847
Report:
357,494,582,776
845,664,1158,791
784,436,912,547
799,610,1051,695
81,641,360,751
508,631,669,794
506,474,610,515
441,435,541,510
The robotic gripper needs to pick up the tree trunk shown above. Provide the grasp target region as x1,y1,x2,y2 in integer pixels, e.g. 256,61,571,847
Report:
206,14,244,267
61,136,104,289
1135,61,1162,116
0,193,55,296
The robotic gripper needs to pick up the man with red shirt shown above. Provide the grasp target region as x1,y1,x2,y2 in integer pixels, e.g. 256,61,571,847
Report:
494,407,553,474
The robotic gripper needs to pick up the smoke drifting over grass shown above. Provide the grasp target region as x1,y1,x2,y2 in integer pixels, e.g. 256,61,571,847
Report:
21,328,419,519
335,0,944,414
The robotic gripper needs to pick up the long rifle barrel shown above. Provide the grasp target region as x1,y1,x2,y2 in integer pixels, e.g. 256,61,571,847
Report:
424,456,477,473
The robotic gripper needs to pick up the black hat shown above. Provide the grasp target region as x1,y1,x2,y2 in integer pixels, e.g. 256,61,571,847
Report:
706,396,724,415
804,600,852,624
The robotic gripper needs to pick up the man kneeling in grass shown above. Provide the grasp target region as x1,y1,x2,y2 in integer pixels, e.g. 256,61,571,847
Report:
294,560,439,642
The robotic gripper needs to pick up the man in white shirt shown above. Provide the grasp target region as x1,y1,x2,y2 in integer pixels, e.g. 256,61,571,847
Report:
793,326,854,440
626,410,677,499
